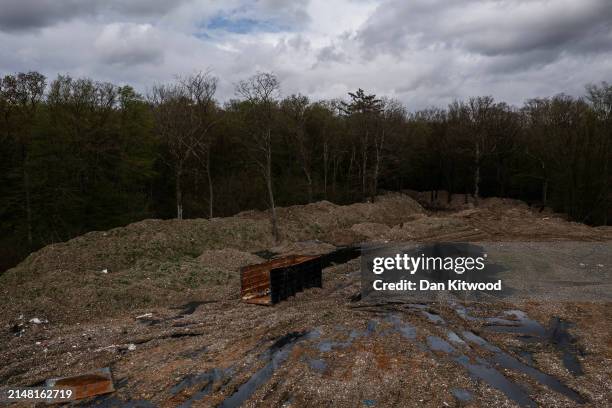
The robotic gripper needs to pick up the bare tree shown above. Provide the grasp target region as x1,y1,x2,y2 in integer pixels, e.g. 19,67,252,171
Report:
466,96,496,203
372,98,405,201
307,100,340,199
282,94,314,202
236,72,281,242
150,71,218,220
181,72,219,219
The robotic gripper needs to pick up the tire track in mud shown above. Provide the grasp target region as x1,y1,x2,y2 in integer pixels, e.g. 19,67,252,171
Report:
427,303,585,406
213,305,584,407
336,301,585,407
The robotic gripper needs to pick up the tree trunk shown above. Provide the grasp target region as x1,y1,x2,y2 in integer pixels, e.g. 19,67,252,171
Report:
305,172,313,203
347,146,355,198
176,168,183,220
371,130,384,203
540,161,547,206
265,130,279,242
496,161,503,196
332,155,339,199
474,141,480,205
446,167,454,204
23,156,33,247
323,140,329,199
206,148,213,219
361,143,368,201
371,157,378,203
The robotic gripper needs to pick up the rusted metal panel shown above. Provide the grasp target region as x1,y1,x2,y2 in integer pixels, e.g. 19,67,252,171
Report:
240,247,361,305
241,255,322,305
46,367,114,400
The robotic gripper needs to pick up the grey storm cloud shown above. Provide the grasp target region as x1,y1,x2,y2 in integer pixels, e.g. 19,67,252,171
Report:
315,45,348,65
94,23,165,66
0,0,189,31
357,0,612,58
0,0,90,31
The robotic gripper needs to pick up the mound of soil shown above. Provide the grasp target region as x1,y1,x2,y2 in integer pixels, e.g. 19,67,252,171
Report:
0,193,424,323
1,191,607,325
196,249,264,271
350,223,391,240
270,241,337,257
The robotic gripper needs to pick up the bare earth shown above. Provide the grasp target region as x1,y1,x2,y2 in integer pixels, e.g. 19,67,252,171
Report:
1,193,610,407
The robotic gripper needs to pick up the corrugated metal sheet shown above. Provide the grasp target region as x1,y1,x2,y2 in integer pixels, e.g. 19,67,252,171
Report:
241,246,361,305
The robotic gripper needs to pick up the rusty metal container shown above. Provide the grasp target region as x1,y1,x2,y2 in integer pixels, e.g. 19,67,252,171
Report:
240,255,322,305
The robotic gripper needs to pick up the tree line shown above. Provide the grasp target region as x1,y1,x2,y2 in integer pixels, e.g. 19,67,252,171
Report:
1,71,610,271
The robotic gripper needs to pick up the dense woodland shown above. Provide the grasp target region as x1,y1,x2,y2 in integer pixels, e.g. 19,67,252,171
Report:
1,71,610,272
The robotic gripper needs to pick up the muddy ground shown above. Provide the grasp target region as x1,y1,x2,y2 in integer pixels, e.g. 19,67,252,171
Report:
0,193,610,407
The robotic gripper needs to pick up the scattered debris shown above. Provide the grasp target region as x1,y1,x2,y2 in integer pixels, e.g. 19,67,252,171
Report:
11,322,24,335
94,343,138,353
172,301,213,316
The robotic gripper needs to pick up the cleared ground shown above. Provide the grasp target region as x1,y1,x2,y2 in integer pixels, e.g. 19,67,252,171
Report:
0,193,610,407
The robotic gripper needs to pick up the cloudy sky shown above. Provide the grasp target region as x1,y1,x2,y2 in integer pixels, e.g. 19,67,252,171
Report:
1,0,611,109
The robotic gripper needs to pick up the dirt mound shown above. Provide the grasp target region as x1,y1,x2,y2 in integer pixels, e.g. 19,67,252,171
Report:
404,190,475,210
270,241,337,257
350,223,391,240
274,193,424,241
386,215,478,241
406,190,537,213
196,249,264,271
478,197,530,211
0,193,424,323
